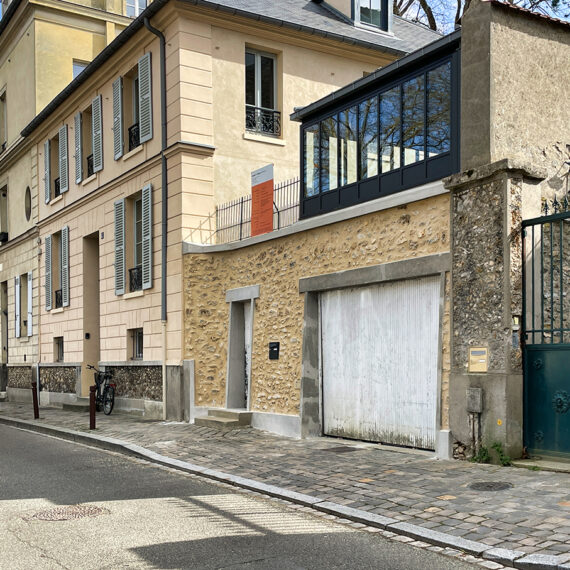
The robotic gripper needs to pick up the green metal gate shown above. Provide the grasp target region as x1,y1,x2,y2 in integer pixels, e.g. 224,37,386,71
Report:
522,203,570,457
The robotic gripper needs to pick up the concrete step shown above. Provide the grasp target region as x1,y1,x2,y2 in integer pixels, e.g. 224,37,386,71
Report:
207,408,252,425
194,416,243,429
0,392,6,402
62,399,90,412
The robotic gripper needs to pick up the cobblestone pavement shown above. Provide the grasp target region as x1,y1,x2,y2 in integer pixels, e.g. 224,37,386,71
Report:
2,401,570,565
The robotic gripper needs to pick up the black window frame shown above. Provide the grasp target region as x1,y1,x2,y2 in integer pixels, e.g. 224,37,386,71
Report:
299,48,460,220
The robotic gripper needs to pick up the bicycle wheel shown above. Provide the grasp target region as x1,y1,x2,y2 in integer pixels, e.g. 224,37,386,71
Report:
103,386,115,415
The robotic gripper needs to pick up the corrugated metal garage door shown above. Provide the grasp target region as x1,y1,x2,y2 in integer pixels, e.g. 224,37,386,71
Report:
321,275,441,450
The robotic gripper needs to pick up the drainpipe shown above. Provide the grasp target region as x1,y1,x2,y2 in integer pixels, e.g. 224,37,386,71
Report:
144,16,168,420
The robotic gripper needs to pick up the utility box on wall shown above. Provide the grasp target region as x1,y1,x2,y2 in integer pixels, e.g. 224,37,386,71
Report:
467,387,483,414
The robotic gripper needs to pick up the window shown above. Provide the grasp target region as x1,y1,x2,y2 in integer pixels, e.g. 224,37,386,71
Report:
45,227,69,311
0,89,6,152
44,125,69,203
0,185,7,242
245,50,280,137
301,57,456,218
113,53,153,159
72,60,89,79
15,272,32,338
126,0,146,18
128,328,143,360
74,96,103,183
114,184,152,295
355,0,390,30
54,337,64,362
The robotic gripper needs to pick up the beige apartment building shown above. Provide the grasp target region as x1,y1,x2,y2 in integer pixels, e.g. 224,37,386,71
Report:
11,0,439,415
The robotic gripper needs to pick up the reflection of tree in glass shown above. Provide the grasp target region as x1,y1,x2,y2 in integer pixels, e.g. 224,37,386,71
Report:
304,124,319,197
380,87,401,172
320,116,337,193
339,107,358,185
402,76,425,164
359,97,378,180
427,62,451,156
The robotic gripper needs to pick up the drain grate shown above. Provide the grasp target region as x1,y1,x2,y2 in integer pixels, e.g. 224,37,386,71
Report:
24,504,109,521
469,481,513,492
323,446,360,453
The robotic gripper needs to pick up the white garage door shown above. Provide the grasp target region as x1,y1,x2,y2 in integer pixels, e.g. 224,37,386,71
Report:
321,275,441,450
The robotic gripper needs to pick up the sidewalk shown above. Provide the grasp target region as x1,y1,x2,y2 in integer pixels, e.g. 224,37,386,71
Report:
2,401,570,569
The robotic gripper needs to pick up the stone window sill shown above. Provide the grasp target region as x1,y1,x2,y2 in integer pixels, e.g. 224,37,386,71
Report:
82,173,97,186
122,145,144,162
123,290,144,300
50,195,63,206
243,132,286,146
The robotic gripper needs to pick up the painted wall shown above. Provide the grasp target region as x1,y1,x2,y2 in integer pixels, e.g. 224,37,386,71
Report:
184,194,451,423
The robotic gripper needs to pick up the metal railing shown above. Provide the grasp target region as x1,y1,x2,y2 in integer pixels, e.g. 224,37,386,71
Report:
128,123,140,152
129,266,142,292
215,178,300,244
86,154,94,177
245,106,281,137
55,289,63,309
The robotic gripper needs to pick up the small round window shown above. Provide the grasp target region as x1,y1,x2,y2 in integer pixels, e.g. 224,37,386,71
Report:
25,186,31,221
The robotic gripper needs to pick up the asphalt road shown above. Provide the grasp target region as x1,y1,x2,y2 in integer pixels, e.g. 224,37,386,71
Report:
0,425,478,569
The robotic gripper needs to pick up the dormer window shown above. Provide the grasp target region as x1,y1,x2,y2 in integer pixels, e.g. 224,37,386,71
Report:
354,0,390,31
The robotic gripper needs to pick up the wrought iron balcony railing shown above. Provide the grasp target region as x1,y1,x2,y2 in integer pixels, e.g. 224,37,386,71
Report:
86,154,94,177
54,178,61,198
128,123,140,152
129,266,142,292
55,289,63,309
245,106,281,137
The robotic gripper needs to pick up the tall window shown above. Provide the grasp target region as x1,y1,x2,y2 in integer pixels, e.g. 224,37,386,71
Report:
54,337,64,362
44,125,69,203
45,227,69,311
74,96,103,183
128,328,143,360
0,185,7,242
15,272,32,338
0,89,6,152
245,50,280,137
126,0,146,18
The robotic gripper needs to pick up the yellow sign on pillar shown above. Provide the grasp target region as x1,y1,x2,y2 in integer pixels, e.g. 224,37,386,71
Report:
468,347,488,373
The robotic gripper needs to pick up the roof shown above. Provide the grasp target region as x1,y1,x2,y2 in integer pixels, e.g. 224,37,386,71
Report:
486,0,570,28
21,0,441,137
291,29,461,122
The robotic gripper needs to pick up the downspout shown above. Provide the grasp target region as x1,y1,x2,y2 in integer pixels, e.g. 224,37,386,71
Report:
144,17,168,420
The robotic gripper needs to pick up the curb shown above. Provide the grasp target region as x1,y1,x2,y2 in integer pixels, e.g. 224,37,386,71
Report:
1,415,567,569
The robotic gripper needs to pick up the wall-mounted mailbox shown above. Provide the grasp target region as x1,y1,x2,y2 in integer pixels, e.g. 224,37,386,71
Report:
468,347,488,373
269,342,280,360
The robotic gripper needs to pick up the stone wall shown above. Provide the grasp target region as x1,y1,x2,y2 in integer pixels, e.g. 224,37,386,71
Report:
184,194,451,419
106,366,162,400
7,366,33,389
39,366,77,393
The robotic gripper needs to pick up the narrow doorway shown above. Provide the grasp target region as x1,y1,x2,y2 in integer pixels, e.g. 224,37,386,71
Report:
81,233,100,396
0,281,7,391
226,300,253,410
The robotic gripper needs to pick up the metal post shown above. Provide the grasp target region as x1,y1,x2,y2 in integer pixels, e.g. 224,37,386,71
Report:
239,197,244,241
89,385,96,430
31,380,39,419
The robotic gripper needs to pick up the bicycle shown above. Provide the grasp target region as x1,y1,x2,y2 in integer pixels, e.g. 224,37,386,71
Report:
87,364,116,415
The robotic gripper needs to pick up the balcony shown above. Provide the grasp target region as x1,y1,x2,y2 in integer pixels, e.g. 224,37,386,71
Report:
86,154,94,177
245,106,281,137
129,266,142,292
55,289,63,309
128,123,140,152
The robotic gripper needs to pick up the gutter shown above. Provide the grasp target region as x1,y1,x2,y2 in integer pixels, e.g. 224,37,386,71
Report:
143,16,169,421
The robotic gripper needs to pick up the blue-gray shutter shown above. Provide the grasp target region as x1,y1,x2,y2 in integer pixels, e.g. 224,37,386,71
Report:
45,235,52,311
74,112,82,184
92,95,103,172
14,276,20,338
44,140,51,204
61,226,69,308
59,125,69,193
113,77,123,160
141,184,152,290
114,199,125,295
27,271,33,337
138,52,152,144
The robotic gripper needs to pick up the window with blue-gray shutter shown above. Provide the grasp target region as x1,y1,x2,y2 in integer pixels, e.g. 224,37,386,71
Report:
27,271,32,337
92,95,103,172
114,199,125,295
14,275,20,338
138,52,152,144
58,125,69,193
74,112,82,184
61,226,69,307
44,140,51,203
45,235,52,311
141,184,152,290
113,77,123,160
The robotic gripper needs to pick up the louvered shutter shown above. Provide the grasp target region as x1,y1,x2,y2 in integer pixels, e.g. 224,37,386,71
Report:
45,235,52,311
114,199,125,295
92,95,103,173
61,226,70,308
44,140,51,204
14,276,20,338
59,125,69,193
138,52,153,144
27,271,32,337
74,112,82,184
113,77,124,160
141,184,152,290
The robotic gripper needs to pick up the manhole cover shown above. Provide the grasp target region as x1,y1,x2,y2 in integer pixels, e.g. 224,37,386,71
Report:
24,505,109,521
469,481,513,492
324,446,359,453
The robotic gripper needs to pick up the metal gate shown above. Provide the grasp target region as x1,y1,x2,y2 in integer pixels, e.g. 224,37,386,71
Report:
522,204,570,457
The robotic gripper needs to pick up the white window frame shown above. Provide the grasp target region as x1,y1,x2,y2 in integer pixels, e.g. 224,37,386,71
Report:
246,50,277,112
126,0,147,18
354,0,383,30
